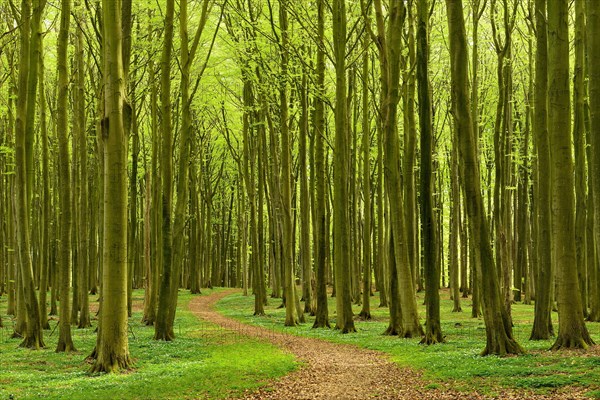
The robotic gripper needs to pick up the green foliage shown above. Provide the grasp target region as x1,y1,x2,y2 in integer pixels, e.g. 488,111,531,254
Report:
216,291,600,397
0,289,296,400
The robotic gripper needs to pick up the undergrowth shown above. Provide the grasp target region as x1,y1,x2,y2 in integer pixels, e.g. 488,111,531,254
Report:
0,289,296,400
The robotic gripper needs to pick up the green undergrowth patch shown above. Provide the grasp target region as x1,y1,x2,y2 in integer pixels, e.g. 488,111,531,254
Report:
0,289,296,400
216,289,600,396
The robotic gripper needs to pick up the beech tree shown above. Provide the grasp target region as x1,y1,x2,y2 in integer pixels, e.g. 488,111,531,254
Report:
548,0,594,350
446,0,523,356
90,0,133,372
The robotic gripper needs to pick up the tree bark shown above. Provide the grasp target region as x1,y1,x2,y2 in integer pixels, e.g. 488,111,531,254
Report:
530,0,554,340
446,0,523,356
91,0,133,372
548,0,594,350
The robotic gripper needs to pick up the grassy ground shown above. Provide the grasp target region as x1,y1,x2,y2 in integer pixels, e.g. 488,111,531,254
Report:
216,289,600,398
0,289,296,400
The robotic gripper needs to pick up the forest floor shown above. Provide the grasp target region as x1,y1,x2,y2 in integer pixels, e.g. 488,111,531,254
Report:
190,290,594,399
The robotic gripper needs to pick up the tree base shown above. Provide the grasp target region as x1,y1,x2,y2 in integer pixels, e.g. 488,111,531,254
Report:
383,325,401,336
20,335,45,350
550,332,595,351
90,353,133,374
420,331,445,345
154,327,175,341
586,311,600,323
284,319,299,327
11,331,23,339
401,325,424,339
335,324,357,334
78,319,92,329
141,315,155,326
480,338,524,356
312,319,331,329
55,340,77,353
357,310,372,320
452,306,462,313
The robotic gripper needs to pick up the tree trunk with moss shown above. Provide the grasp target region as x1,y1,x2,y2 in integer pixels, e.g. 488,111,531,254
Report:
358,28,372,320
55,0,76,353
15,0,45,350
332,0,356,333
588,0,600,324
417,0,443,344
154,0,176,341
279,0,302,327
90,0,133,372
446,0,524,356
548,0,594,350
312,0,330,329
530,0,554,340
372,0,421,337
75,15,91,329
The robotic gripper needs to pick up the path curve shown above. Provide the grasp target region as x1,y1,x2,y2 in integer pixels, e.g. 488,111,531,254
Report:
188,290,586,400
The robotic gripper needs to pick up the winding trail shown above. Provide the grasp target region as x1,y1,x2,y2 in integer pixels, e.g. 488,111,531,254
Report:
188,290,587,400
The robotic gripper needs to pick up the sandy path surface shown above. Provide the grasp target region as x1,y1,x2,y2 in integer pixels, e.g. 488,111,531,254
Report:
188,290,588,400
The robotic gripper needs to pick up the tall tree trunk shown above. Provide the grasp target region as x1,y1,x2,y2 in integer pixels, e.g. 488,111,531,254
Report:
300,65,313,315
76,16,91,329
588,0,600,323
530,0,554,340
15,0,45,350
573,0,588,318
373,0,421,337
446,0,523,356
332,0,355,333
312,0,330,329
38,33,50,330
548,0,594,350
154,0,176,341
358,28,372,320
417,0,443,344
450,142,462,312
55,0,76,353
91,0,133,372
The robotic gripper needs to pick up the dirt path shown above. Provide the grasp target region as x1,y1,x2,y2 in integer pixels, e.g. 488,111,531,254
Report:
188,290,586,400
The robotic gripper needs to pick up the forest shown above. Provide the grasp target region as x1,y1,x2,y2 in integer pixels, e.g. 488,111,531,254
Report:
1,0,600,398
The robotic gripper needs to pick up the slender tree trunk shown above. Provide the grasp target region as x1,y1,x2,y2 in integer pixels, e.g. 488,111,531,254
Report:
15,0,45,350
312,0,330,329
332,0,355,333
279,0,302,327
299,65,313,314
55,0,76,353
417,0,443,344
155,0,176,341
38,34,50,330
358,28,372,320
76,17,91,329
450,142,462,312
530,0,554,340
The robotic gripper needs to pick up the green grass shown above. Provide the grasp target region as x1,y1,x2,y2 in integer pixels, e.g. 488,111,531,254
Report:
0,289,296,400
216,289,600,396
